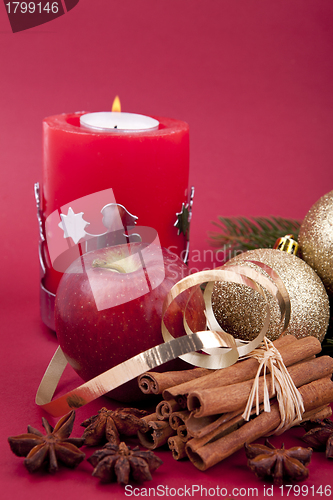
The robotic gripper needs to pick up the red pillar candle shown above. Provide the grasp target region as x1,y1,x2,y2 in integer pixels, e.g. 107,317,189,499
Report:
41,112,190,296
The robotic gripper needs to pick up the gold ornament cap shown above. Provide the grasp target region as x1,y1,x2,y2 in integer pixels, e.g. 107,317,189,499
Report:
273,234,299,255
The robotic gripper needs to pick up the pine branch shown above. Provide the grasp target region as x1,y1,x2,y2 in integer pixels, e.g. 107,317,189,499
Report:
209,215,301,262
209,215,332,356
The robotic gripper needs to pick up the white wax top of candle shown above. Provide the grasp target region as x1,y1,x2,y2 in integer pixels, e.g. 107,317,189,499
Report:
80,112,159,132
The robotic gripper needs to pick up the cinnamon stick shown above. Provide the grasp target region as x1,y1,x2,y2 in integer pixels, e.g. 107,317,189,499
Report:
156,399,181,420
137,419,175,449
169,410,191,430
177,425,189,442
186,376,333,470
163,335,312,401
186,403,332,457
187,412,246,455
140,412,159,424
175,395,188,409
138,367,213,395
187,355,333,417
301,404,332,422
137,412,158,435
186,410,242,439
168,435,188,460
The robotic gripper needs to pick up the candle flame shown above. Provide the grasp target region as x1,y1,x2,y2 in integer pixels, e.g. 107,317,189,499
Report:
112,96,121,113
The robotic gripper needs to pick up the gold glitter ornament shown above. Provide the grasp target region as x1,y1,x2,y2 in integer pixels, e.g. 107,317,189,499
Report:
211,246,329,343
298,190,333,298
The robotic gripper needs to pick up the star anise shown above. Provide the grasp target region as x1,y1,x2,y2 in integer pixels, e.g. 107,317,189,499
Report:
81,407,149,446
8,410,85,473
301,418,333,458
88,441,163,485
244,439,312,485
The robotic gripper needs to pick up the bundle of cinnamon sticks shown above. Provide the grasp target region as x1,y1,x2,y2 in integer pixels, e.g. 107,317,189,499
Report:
137,335,333,471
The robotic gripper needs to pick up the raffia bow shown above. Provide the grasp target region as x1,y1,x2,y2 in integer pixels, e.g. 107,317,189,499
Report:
242,337,305,434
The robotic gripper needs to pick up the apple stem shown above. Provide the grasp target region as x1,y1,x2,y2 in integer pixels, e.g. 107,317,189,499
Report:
92,258,126,273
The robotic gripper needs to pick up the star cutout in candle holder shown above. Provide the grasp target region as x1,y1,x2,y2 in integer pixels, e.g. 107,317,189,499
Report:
58,207,90,244
174,187,194,242
174,203,190,238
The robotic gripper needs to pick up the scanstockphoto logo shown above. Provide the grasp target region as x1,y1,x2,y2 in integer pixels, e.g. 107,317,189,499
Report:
3,0,79,32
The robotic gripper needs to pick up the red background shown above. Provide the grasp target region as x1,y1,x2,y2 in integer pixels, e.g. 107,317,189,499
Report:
0,1,333,499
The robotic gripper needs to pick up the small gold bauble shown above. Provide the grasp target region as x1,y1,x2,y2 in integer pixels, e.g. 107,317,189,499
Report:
211,248,330,343
298,190,333,298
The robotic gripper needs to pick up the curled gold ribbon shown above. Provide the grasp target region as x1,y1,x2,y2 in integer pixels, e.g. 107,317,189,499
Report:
36,264,290,417
162,263,290,367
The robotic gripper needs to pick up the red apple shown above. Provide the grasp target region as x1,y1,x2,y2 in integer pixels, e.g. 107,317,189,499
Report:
55,242,205,402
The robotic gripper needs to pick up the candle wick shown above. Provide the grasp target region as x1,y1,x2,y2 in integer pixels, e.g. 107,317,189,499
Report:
114,125,118,129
